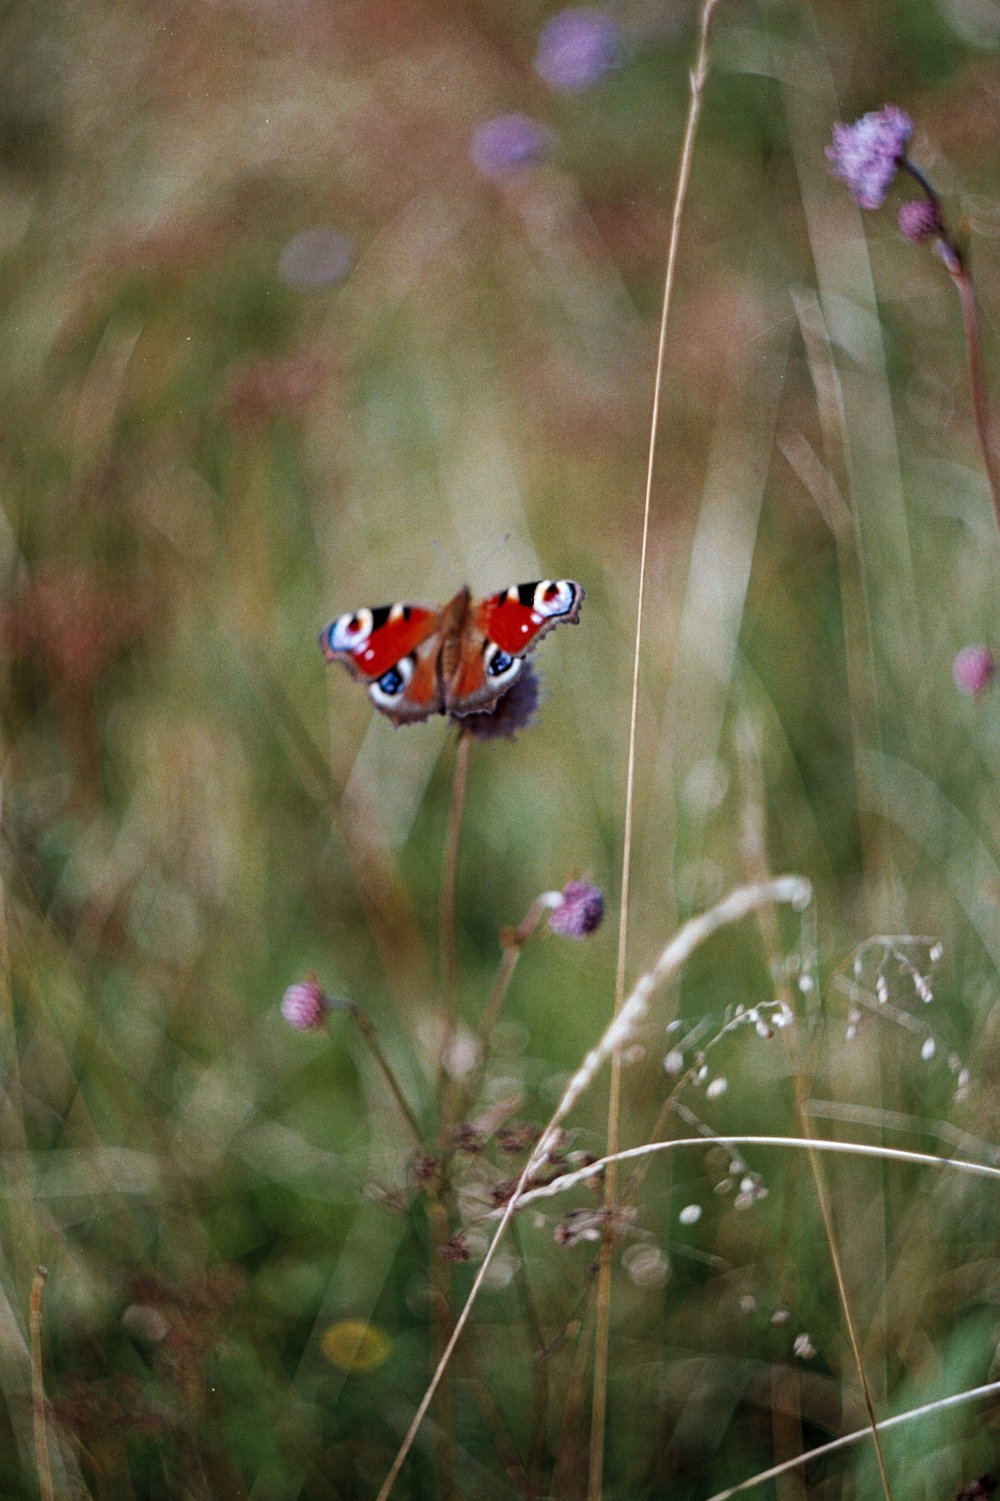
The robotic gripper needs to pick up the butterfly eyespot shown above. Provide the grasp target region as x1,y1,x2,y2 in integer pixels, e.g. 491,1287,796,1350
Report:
483,643,520,685
370,654,415,707
533,579,577,618
329,607,374,652
488,649,514,677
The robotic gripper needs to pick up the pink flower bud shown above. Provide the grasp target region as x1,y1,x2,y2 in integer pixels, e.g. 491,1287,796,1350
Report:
281,978,330,1031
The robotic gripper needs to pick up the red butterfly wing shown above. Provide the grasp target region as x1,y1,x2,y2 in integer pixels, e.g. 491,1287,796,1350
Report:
320,602,444,724
478,579,585,654
445,579,585,718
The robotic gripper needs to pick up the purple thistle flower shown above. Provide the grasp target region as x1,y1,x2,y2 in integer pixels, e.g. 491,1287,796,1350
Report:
278,227,354,291
826,105,913,210
898,198,942,243
471,114,552,178
952,645,995,698
456,662,540,741
281,977,330,1031
534,8,624,93
549,880,604,938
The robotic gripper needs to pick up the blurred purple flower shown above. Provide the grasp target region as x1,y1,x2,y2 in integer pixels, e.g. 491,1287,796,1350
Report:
471,113,552,177
826,105,913,209
952,645,995,698
278,227,354,290
456,662,540,741
534,8,624,93
281,977,330,1031
898,198,942,243
549,880,604,938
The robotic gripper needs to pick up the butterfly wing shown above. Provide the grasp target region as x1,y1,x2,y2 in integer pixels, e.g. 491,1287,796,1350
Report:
319,602,444,724
444,579,585,718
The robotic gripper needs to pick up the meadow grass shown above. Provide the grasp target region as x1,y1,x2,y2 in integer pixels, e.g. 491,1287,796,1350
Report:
1,1,998,1498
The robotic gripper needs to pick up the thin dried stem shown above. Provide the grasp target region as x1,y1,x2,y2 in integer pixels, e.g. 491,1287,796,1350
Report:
429,728,474,1501
461,894,556,1118
437,729,473,1104
30,1267,54,1501
502,1133,1000,1212
592,3,723,1493
702,1378,1000,1501
799,1130,895,1501
478,897,556,1049
346,1005,424,1148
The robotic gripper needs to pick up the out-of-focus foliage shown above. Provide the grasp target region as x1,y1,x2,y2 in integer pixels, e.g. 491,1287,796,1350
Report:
1,0,998,1496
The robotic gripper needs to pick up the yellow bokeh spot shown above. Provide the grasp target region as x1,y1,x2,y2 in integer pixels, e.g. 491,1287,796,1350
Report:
321,1319,391,1373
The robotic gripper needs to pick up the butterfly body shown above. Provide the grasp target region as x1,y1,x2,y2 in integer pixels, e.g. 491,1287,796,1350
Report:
320,579,584,726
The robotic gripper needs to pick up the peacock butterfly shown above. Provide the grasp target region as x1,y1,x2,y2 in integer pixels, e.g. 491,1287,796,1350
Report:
320,579,584,726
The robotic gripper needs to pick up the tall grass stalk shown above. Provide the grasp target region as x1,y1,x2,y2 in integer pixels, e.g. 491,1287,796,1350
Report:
375,875,809,1501
592,2,723,1494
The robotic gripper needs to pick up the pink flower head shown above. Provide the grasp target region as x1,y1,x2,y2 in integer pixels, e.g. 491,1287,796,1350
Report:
898,198,942,243
281,978,330,1031
827,106,913,209
549,880,604,938
534,9,624,92
471,114,552,177
952,645,995,698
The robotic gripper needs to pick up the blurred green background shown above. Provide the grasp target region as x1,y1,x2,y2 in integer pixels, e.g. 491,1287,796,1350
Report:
1,0,999,1496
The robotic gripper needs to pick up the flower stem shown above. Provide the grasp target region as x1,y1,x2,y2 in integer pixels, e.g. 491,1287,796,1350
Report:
899,158,947,225
459,895,557,1118
437,730,472,1105
899,158,1000,532
346,1005,424,1147
952,268,1000,533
